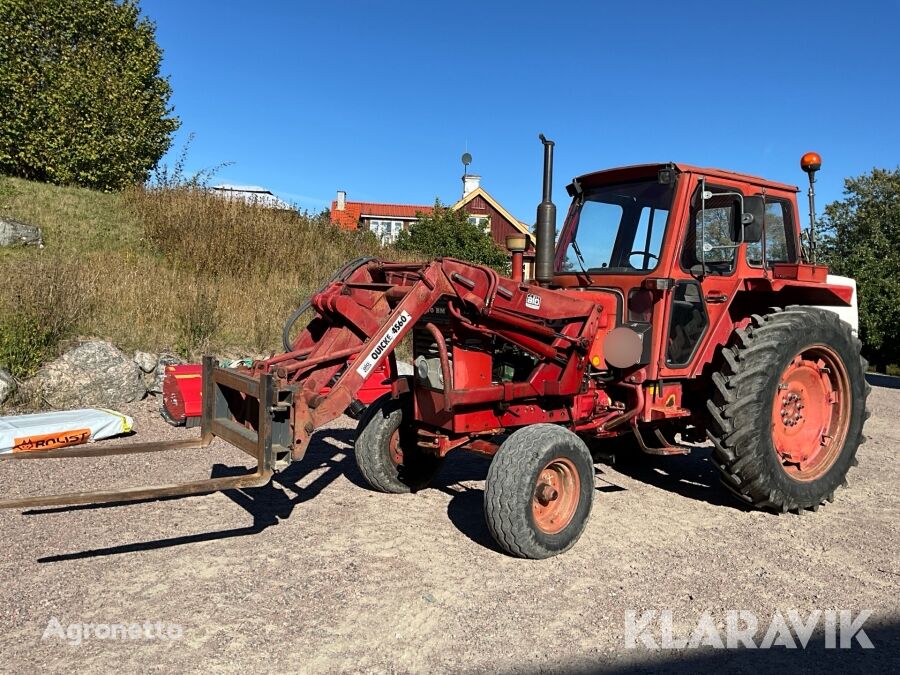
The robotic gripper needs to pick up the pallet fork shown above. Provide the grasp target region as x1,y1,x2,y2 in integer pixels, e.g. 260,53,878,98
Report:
0,357,282,509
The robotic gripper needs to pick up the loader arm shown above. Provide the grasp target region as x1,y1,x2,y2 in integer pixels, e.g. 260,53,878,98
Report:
0,259,488,509
253,258,494,460
0,257,604,510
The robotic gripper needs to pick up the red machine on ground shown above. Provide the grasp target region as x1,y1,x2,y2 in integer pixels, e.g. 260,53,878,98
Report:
1,139,869,559
161,360,393,427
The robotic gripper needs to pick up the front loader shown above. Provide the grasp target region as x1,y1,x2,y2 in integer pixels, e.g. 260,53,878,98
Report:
1,140,869,559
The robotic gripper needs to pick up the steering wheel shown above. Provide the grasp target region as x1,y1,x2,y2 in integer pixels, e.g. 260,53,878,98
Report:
628,250,659,266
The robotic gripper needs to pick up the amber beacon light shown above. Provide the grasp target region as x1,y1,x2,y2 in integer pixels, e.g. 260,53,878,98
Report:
801,151,822,174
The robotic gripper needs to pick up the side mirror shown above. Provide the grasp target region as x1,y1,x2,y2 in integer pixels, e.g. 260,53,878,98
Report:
728,196,764,244
741,196,765,243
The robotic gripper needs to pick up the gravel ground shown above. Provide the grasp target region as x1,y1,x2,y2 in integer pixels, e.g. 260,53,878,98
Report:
1,381,899,673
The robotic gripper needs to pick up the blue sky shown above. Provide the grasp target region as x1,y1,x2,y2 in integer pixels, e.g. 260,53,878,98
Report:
143,0,900,222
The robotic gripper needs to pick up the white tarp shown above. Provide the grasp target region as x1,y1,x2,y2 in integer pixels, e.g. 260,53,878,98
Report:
0,408,133,456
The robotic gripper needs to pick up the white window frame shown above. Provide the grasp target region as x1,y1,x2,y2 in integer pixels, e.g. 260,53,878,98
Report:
368,219,405,244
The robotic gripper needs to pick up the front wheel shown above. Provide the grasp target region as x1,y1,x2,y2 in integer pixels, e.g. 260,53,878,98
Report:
484,424,595,559
354,394,443,493
707,308,870,513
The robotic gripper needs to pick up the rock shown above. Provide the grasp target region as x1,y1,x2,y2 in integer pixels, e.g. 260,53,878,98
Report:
133,351,158,373
148,353,184,394
26,340,146,407
0,216,42,247
0,368,15,406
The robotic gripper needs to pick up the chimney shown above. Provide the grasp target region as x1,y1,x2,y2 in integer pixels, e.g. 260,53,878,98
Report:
462,174,481,198
336,190,346,211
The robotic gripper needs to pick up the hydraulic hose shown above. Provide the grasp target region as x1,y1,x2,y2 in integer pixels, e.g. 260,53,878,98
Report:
281,256,377,352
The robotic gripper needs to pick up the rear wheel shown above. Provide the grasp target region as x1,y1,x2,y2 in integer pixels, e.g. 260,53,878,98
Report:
484,424,594,559
707,308,870,512
354,394,443,493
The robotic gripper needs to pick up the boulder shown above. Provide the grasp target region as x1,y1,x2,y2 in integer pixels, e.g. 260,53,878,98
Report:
26,340,146,407
133,351,159,373
0,216,42,247
0,368,15,406
147,353,184,394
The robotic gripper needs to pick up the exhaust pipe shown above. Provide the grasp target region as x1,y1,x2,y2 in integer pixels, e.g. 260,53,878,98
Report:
535,134,556,285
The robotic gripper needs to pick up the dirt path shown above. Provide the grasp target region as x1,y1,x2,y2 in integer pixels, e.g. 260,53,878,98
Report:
1,383,899,673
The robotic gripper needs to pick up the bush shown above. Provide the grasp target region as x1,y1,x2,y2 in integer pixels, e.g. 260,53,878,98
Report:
0,0,179,190
820,168,900,372
174,283,221,358
0,255,96,378
395,200,509,272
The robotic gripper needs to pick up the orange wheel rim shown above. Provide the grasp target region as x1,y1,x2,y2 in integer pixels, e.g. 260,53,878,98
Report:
388,429,403,466
771,345,851,481
532,458,580,534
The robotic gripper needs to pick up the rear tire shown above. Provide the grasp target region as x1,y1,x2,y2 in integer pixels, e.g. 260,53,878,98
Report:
484,424,594,559
706,307,870,513
354,394,443,493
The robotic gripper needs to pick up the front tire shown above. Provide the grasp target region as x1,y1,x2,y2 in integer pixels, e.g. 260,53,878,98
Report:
354,394,443,493
707,308,870,513
484,424,595,559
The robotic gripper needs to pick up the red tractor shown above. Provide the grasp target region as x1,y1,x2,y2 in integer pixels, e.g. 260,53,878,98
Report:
1,139,868,559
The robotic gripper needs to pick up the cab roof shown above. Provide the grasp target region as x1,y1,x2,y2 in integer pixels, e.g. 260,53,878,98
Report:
572,162,799,193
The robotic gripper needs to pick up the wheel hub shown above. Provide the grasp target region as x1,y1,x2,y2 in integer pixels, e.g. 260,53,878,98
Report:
532,458,580,534
388,430,403,466
771,347,850,481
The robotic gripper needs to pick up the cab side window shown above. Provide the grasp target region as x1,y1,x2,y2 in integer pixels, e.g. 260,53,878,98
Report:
680,187,739,276
746,200,797,266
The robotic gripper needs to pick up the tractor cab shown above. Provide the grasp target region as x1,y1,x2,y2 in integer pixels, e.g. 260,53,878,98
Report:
549,162,847,381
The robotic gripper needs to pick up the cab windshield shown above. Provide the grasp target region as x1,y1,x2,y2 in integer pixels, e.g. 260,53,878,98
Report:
558,179,675,274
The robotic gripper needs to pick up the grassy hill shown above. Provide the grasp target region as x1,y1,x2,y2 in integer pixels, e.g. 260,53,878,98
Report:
0,176,395,378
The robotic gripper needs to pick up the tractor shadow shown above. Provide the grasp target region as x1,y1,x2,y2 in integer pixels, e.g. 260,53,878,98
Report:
435,452,498,551
601,444,753,512
33,427,493,563
33,431,746,563
866,372,900,390
34,428,367,562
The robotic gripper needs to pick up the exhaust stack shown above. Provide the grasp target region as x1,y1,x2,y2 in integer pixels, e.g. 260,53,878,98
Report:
534,134,556,285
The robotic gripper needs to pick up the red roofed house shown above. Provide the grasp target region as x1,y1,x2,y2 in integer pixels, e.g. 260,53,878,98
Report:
330,174,535,276
451,174,535,277
330,191,433,245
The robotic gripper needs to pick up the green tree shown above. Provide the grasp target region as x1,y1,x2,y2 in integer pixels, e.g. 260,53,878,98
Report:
0,0,179,191
396,200,510,272
819,167,900,371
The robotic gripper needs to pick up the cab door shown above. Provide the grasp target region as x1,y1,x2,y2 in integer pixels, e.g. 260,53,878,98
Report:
660,181,746,376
